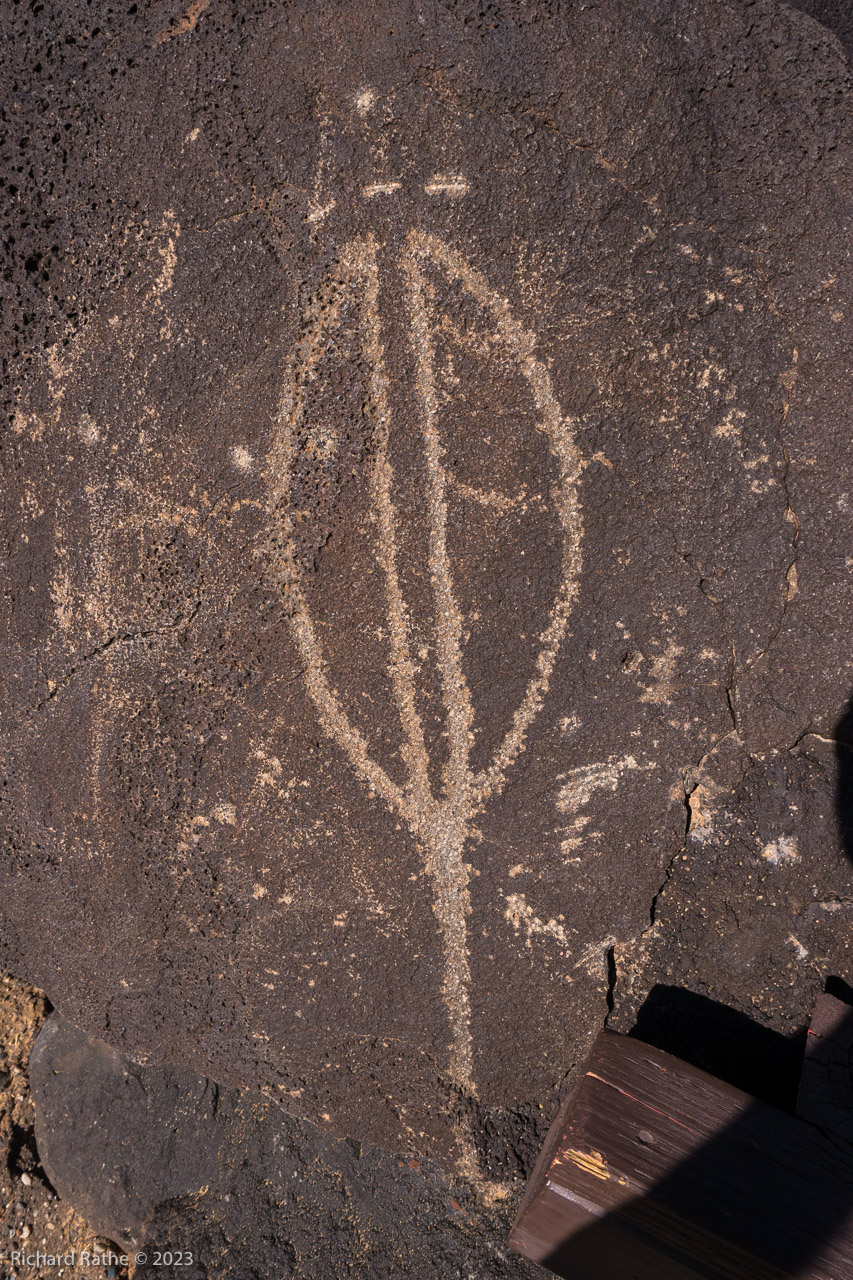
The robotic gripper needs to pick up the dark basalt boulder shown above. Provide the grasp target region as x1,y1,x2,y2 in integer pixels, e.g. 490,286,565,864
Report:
2,0,851,1179
30,1012,534,1278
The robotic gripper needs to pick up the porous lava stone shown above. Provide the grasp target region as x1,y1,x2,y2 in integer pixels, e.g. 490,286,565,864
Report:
1,0,851,1182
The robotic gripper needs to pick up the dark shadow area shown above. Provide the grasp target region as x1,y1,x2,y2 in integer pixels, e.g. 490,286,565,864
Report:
827,974,853,1005
529,695,853,1277
629,984,806,1112
835,696,853,864
782,0,853,64
542,993,853,1279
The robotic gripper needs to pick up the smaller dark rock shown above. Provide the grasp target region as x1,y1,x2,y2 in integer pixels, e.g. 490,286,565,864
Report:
30,1013,536,1279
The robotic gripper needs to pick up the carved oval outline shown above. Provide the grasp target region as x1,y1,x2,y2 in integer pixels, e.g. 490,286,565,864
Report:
265,230,583,1132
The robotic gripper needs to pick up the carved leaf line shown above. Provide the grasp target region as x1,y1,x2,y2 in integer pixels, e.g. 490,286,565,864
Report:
266,237,411,827
404,232,584,807
357,237,434,819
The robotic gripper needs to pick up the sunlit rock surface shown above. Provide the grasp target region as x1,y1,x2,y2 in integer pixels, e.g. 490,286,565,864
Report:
1,0,851,1182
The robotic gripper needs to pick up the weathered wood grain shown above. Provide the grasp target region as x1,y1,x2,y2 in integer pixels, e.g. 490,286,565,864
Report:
508,1029,853,1279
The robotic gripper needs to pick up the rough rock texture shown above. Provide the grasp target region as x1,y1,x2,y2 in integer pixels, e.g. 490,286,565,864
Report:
786,0,853,60
1,0,851,1182
610,722,853,1044
0,974,128,1280
30,1012,536,1279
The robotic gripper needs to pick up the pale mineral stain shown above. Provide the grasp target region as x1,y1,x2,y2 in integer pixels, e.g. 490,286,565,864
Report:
504,893,572,951
45,346,70,423
355,87,377,115
787,933,808,960
714,406,746,443
149,212,179,299
783,560,799,604
761,835,798,866
697,362,726,390
687,776,723,842
50,563,74,632
153,0,212,44
20,483,46,521
13,407,44,440
78,412,101,445
230,445,253,471
639,639,683,705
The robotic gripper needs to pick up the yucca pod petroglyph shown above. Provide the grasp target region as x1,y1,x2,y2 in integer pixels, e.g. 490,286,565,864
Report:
266,227,584,1137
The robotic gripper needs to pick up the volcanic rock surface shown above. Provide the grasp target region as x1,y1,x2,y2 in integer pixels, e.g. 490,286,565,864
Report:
1,0,851,1182
0,974,127,1280
30,1011,536,1278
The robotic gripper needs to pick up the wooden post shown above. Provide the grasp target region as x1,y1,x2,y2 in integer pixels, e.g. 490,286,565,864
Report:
508,1024,853,1279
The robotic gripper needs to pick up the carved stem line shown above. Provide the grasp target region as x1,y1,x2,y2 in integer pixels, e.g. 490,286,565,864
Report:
402,236,476,811
358,240,433,815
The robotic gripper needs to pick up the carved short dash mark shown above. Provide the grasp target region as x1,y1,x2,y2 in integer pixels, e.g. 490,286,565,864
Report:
362,181,402,198
306,201,336,224
425,174,470,197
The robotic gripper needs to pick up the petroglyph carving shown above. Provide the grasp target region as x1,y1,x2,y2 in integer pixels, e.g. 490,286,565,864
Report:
424,174,470,197
306,117,337,225
362,180,402,198
265,228,583,1147
556,754,654,857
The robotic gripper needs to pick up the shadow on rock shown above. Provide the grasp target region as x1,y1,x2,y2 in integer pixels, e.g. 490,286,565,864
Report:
537,695,853,1276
